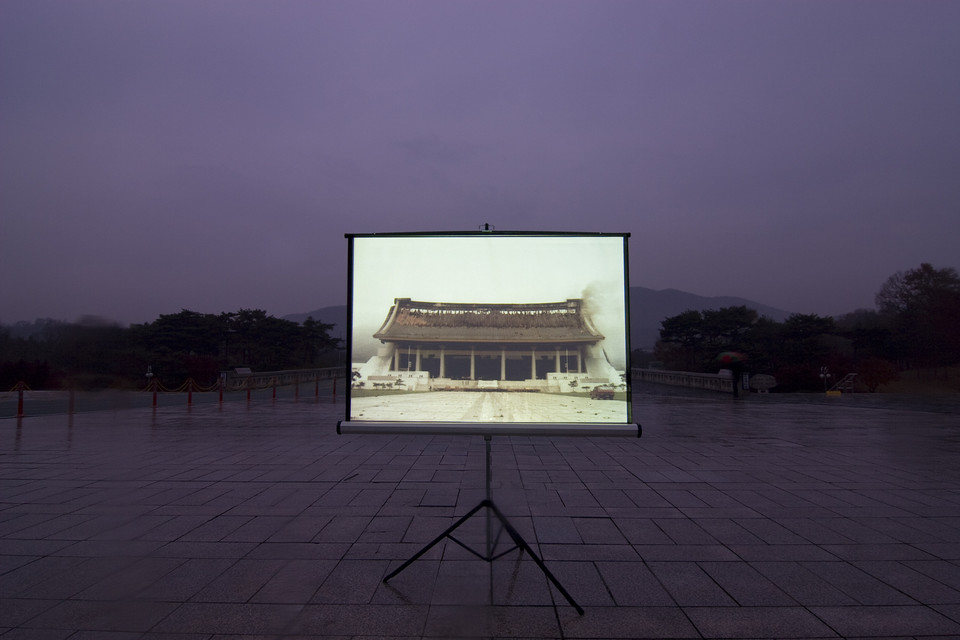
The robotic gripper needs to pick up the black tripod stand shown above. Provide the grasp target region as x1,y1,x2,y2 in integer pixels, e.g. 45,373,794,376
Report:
383,435,584,615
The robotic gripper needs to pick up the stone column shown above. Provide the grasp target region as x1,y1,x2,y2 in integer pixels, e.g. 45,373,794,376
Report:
500,348,506,381
530,347,537,379
440,346,446,378
555,347,561,373
470,347,476,380
415,347,421,372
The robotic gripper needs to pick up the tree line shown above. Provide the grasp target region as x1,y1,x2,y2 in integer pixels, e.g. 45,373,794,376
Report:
3,263,956,393
642,263,960,392
0,309,341,390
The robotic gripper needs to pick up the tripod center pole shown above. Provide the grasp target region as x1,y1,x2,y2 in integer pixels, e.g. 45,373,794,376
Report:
484,434,492,558
484,435,492,501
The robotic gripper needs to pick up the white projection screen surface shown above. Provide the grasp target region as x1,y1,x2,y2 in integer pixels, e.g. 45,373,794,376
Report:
338,232,638,437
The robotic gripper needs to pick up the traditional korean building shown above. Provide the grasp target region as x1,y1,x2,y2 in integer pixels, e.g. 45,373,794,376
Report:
355,298,622,391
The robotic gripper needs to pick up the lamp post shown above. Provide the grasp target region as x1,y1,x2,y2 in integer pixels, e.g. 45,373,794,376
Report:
819,366,832,392
146,366,157,408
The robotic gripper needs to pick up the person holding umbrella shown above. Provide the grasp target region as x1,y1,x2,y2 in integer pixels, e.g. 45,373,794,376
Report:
717,351,747,397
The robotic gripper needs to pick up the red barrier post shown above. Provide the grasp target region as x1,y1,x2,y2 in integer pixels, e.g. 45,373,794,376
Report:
187,378,193,406
331,376,336,404
272,377,277,401
152,378,158,408
68,389,75,415
315,375,319,399
16,383,25,418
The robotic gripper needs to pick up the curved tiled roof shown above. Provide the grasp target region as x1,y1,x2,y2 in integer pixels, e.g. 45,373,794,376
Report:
373,298,604,344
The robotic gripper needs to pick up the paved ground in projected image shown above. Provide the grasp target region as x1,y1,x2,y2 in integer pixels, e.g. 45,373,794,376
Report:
351,390,629,422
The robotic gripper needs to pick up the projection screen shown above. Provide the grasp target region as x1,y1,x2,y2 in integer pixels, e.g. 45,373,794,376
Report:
337,231,639,436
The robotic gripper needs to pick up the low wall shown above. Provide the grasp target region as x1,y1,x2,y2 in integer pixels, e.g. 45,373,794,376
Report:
631,368,733,393
226,367,344,391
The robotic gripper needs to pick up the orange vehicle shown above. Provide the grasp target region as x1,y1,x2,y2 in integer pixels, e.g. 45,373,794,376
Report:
590,386,615,400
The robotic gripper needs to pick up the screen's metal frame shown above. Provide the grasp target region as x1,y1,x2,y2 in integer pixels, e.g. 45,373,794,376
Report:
343,230,636,435
337,420,641,437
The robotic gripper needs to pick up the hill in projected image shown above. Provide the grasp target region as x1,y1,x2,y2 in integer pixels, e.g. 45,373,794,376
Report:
347,233,631,424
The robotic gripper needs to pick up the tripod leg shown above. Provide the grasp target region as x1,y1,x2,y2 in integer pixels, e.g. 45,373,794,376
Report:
488,501,584,615
383,500,488,583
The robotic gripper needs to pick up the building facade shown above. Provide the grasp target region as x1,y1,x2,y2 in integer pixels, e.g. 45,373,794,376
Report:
354,298,622,392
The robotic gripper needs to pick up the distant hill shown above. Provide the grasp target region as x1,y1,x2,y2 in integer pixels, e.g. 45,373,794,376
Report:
285,288,793,352
283,305,348,339
629,287,793,351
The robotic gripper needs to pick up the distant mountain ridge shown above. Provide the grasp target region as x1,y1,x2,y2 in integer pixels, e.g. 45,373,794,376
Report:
283,305,348,338
284,287,793,351
628,286,793,350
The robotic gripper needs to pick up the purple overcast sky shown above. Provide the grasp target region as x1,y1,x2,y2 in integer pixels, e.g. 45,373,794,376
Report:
2,0,958,326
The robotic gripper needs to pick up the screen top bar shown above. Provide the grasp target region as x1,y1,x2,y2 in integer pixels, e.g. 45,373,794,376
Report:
345,230,630,239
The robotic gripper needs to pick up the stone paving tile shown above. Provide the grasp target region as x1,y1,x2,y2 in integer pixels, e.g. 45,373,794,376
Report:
685,605,838,638
152,540,257,559
594,561,675,606
33,599,180,633
176,515,252,542
357,514,412,544
653,517,718,544
313,515,371,542
423,604,560,638
571,516,627,544
647,560,737,606
852,559,960,604
311,558,391,604
1,627,79,639
557,606,699,638
0,556,87,598
545,560,615,607
824,542,939,561
698,561,798,606
905,558,960,590
876,516,960,543
76,556,185,601
810,604,960,637
290,603,428,636
531,516,580,543
915,542,960,559
490,558,556,607
373,559,440,605
612,517,674,544
14,556,135,600
694,517,767,545
135,558,235,601
586,488,636,509
190,557,287,603
0,513,60,537
152,602,305,635
0,597,61,628
800,560,917,605
266,515,333,543
728,543,840,562
633,543,741,561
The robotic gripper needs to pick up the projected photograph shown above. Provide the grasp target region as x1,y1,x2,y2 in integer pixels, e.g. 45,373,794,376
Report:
348,233,631,424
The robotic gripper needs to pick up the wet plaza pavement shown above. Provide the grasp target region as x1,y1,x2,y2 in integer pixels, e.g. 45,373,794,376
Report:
2,387,960,639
